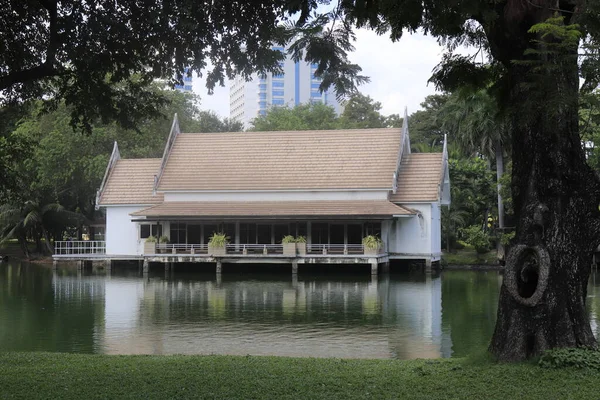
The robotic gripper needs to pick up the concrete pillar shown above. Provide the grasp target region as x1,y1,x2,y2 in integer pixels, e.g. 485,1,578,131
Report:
77,260,84,270
235,222,240,251
216,260,222,274
425,258,432,273
370,260,378,275
143,259,149,273
292,260,298,275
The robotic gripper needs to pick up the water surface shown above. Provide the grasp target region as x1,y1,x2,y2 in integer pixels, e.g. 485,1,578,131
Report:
3,262,596,359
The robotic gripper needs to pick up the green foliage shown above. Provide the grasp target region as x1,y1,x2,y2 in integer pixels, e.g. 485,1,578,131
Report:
281,235,296,244
250,93,399,131
408,94,449,151
159,236,170,244
208,232,229,247
500,231,515,246
539,347,600,370
460,225,491,254
295,235,307,244
362,235,383,250
145,236,157,243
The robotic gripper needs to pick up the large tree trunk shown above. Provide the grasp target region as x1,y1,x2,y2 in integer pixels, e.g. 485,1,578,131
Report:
486,5,600,361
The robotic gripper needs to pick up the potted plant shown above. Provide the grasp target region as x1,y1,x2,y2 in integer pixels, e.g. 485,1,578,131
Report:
295,235,307,256
362,235,383,256
208,232,229,256
158,235,170,254
282,235,296,256
144,236,157,254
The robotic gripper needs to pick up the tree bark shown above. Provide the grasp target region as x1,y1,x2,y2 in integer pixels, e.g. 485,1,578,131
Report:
485,5,600,361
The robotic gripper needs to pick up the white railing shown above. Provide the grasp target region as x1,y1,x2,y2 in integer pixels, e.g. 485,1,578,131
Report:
55,241,106,255
307,244,365,255
156,243,209,254
226,244,283,255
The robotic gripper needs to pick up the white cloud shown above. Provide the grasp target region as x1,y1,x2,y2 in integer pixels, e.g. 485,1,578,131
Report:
192,30,449,118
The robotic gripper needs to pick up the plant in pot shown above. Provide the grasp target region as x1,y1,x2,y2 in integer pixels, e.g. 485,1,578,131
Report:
158,235,170,254
282,235,296,256
295,235,307,256
144,236,157,254
362,235,383,256
208,232,229,256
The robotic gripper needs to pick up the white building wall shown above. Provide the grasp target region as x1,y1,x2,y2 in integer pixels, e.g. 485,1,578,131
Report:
164,190,390,202
105,206,147,256
431,202,442,256
389,203,438,259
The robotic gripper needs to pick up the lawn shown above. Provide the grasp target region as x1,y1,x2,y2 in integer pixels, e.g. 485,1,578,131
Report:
0,352,597,399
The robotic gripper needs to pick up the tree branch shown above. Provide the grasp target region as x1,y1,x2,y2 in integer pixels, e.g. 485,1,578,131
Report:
0,63,59,91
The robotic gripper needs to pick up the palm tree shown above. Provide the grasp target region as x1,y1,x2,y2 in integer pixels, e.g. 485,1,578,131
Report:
440,88,510,229
0,200,84,256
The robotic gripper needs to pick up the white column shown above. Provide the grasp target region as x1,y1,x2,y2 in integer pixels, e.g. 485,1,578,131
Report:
235,222,240,251
307,221,312,245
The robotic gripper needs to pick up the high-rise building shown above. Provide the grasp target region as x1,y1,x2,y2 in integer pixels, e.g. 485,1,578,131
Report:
230,46,342,129
175,68,193,92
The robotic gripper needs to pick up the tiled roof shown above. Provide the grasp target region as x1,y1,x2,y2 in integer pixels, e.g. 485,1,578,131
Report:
131,200,416,218
98,159,163,205
389,153,444,203
157,129,401,191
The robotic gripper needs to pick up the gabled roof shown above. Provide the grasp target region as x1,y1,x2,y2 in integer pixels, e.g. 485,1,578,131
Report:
97,159,163,205
156,129,402,191
389,153,445,203
131,200,416,219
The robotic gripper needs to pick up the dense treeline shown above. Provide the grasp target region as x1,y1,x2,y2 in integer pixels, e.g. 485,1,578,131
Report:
0,86,241,256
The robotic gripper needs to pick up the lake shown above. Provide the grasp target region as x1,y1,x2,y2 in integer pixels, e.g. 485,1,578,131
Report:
2,262,600,359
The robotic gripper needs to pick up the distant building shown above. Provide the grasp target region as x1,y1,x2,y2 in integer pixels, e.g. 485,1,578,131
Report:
230,46,342,129
175,68,193,92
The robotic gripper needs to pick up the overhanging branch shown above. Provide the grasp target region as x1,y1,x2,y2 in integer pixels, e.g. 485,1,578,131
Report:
0,63,59,91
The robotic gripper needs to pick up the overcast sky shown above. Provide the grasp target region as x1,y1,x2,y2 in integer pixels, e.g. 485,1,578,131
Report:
191,30,448,118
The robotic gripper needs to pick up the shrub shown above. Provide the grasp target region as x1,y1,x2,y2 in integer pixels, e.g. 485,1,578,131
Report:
208,232,229,247
281,235,296,244
159,235,170,243
145,236,157,243
460,225,490,254
539,347,600,370
295,236,307,243
362,235,383,250
500,231,515,246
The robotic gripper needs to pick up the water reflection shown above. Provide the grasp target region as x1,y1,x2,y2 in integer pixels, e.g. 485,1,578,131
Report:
0,261,575,359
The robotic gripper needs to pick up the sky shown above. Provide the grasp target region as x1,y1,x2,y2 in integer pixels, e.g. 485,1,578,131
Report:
191,30,448,118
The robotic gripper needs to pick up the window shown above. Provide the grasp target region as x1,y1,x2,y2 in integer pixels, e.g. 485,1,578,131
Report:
259,110,266,116
272,98,284,105
272,90,284,97
364,222,381,237
259,73,267,80
184,85,192,91
170,222,187,243
311,223,328,245
311,63,318,69
259,83,267,91
311,91,321,98
311,83,321,89
140,224,162,239
273,73,284,78
272,81,284,88
259,92,267,99
259,101,267,109
240,223,257,243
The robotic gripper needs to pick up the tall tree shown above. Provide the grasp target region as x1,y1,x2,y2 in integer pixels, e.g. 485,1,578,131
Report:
338,93,387,128
440,88,510,229
251,103,339,131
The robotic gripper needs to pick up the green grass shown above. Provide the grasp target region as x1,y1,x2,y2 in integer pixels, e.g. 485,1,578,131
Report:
0,352,599,399
442,246,499,266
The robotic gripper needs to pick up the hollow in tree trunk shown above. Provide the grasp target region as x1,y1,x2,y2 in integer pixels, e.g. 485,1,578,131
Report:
485,6,600,361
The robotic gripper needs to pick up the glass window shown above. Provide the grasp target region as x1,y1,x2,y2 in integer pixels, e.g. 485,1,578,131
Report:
170,222,187,243
273,73,284,78
259,83,267,91
347,224,362,244
240,223,257,244
272,90,284,97
141,224,162,239
274,224,290,243
184,85,192,91
203,224,218,244
311,223,328,245
311,83,321,89
259,110,266,116
272,98,284,105
311,91,321,98
259,101,267,108
259,92,267,99
257,224,272,244
272,81,284,88
330,224,345,244
364,222,381,237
